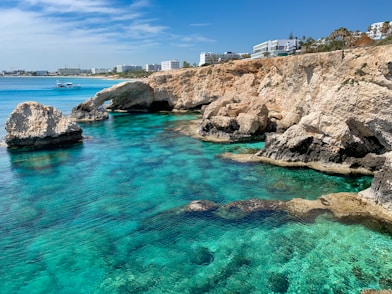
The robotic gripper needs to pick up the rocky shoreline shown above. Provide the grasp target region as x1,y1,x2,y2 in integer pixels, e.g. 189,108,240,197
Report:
66,45,392,212
5,45,392,227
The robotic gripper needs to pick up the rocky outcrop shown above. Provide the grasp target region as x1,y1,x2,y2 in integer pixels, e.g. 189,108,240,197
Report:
71,80,158,121
258,112,388,172
72,45,392,144
5,101,82,148
70,45,392,209
360,152,392,210
183,193,392,235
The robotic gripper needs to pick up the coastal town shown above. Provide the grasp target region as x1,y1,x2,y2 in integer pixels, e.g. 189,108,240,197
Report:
2,0,392,289
2,21,391,77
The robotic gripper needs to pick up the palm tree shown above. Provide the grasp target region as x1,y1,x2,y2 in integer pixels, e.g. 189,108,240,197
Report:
380,21,391,37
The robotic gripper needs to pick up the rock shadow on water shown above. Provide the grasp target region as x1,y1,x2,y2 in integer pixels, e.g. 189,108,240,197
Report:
7,144,84,174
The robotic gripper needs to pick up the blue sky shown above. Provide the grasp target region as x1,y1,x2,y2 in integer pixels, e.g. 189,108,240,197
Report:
1,0,391,71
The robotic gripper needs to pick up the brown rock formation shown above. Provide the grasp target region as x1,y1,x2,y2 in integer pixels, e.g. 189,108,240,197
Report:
362,290,392,294
70,45,392,209
73,45,392,144
5,101,82,148
71,81,155,121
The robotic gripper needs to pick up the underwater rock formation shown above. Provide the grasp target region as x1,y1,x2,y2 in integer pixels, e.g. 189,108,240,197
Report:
183,193,392,234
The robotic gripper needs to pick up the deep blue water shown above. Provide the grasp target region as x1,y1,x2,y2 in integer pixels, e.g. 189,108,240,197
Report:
0,77,391,293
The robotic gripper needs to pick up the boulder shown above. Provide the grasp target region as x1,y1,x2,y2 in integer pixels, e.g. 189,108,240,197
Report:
70,102,108,122
199,103,268,141
260,111,388,171
5,101,82,148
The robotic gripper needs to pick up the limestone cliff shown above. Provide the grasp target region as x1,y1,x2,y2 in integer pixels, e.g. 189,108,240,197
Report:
148,46,392,149
73,45,392,143
71,45,392,209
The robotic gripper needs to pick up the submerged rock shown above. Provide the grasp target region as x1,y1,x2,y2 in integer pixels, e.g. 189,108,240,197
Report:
185,200,220,212
267,272,289,293
184,193,392,235
362,290,392,294
189,246,215,266
5,101,82,148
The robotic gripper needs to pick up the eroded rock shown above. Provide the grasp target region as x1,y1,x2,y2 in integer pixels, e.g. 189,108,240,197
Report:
361,152,392,210
5,101,82,148
259,112,389,169
69,45,392,209
70,81,155,121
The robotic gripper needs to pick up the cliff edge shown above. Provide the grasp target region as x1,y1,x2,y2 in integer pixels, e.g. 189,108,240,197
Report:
71,45,392,210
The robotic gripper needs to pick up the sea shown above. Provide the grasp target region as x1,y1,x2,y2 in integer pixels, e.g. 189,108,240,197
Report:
0,76,390,294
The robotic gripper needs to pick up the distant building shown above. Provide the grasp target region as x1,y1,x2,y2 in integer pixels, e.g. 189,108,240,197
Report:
145,64,162,72
367,21,392,40
251,39,300,59
57,68,81,75
80,69,92,75
199,51,242,66
161,60,180,71
91,68,111,74
116,65,143,73
35,70,49,76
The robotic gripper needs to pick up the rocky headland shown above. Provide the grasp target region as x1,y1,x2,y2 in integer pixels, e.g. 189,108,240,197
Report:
70,44,392,213
5,101,82,148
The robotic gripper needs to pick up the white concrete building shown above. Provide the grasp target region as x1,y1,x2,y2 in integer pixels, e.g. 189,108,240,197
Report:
35,70,49,76
116,65,143,73
199,51,242,66
57,68,81,75
161,60,180,71
91,68,111,74
145,64,162,72
367,21,392,40
251,39,300,59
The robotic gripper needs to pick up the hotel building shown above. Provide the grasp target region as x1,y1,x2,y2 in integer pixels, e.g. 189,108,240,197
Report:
251,39,300,59
199,51,242,66
161,60,180,71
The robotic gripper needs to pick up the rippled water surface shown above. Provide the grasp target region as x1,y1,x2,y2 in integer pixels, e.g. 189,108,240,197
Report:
0,77,390,293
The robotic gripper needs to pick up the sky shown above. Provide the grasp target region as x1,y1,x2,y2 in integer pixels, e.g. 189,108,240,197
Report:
1,0,391,72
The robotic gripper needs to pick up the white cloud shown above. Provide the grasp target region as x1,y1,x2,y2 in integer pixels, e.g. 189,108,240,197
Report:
22,0,122,14
126,22,168,38
0,0,215,70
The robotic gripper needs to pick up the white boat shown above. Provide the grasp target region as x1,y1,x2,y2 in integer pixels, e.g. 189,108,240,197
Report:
53,80,81,90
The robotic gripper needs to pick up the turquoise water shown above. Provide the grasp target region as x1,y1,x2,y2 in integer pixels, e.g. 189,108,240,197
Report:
0,77,391,293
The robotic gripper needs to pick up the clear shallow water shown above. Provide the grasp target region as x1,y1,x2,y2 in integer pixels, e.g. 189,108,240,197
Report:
0,78,391,293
